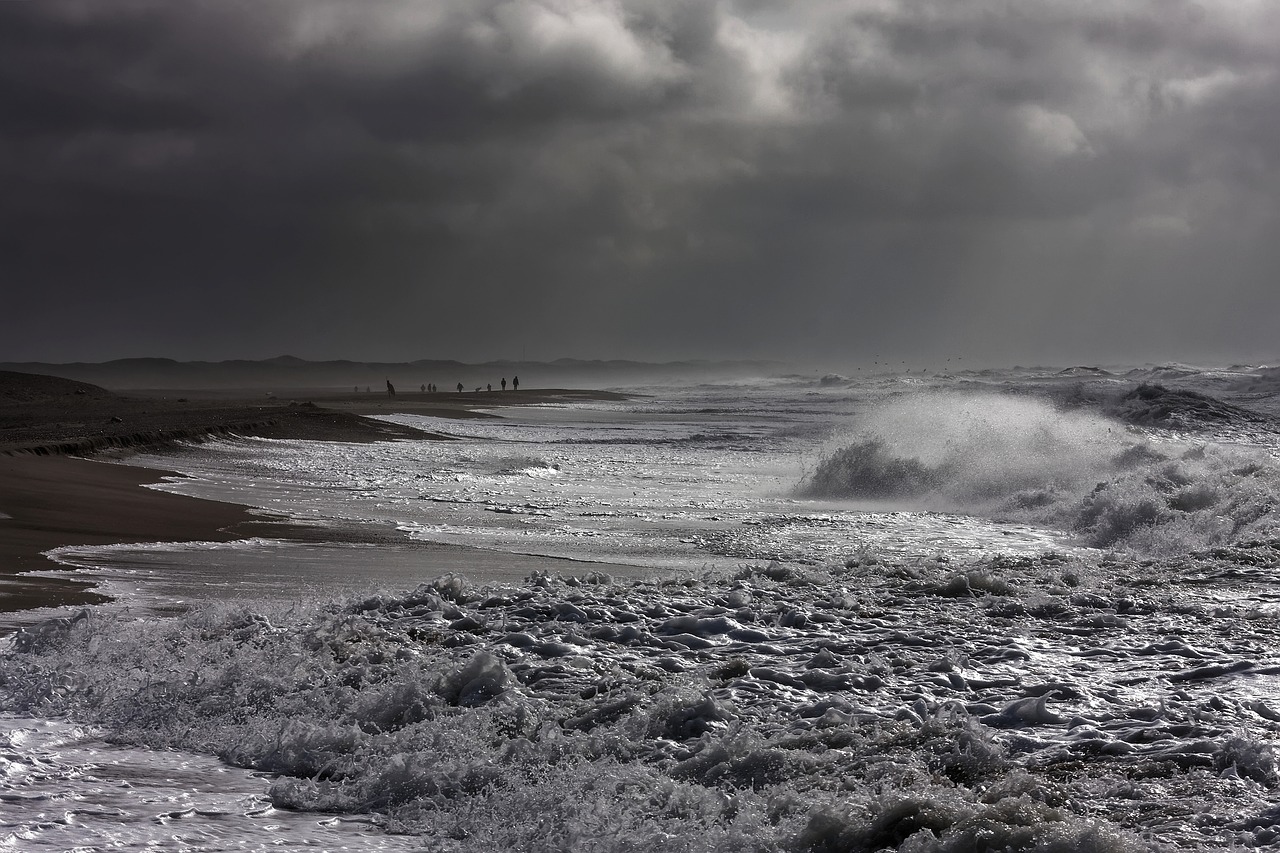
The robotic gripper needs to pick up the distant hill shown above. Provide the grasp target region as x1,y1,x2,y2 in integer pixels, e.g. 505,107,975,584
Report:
0,357,786,391
0,370,115,404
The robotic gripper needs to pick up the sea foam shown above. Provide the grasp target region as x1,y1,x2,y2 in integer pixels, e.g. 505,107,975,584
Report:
11,549,1278,850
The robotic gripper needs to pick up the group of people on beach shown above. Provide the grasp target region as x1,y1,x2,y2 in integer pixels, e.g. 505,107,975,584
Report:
454,376,518,394
378,377,519,397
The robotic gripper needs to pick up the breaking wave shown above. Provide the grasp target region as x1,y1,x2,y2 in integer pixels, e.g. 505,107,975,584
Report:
801,392,1280,553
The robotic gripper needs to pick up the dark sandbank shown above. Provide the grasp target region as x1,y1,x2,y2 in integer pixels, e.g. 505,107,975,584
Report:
0,371,448,457
0,371,630,618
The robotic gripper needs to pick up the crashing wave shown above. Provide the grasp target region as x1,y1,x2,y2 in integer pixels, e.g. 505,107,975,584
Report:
800,391,1280,553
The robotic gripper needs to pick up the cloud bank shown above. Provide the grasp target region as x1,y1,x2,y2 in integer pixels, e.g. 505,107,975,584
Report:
3,0,1278,365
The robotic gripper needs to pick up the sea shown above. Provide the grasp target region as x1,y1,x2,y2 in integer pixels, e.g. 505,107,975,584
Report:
5,365,1280,851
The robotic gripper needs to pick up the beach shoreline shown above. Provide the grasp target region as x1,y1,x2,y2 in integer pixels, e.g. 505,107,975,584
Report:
0,455,270,615
0,372,632,619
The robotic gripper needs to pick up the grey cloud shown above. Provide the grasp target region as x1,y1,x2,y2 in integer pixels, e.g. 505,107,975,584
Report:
1,0,1277,365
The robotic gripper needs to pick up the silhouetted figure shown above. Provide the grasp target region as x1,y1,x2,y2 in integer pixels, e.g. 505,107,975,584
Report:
487,383,492,392
386,379,395,397
421,384,426,393
457,382,464,393
512,375,519,391
501,378,507,391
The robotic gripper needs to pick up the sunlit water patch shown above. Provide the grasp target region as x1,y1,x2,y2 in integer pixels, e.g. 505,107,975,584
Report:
0,716,418,851
41,537,653,619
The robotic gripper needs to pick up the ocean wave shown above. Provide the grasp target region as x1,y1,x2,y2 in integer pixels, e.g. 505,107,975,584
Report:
800,391,1280,553
1111,384,1274,432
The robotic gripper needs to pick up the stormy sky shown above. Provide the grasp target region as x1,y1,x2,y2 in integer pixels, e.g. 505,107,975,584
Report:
3,0,1278,367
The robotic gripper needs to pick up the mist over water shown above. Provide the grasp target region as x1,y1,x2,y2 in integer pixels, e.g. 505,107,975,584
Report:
805,393,1126,503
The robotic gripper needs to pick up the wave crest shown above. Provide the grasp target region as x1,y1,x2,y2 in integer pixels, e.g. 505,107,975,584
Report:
801,391,1280,553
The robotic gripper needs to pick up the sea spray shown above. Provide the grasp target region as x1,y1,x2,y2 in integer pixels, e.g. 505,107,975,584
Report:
802,391,1280,553
802,392,1132,506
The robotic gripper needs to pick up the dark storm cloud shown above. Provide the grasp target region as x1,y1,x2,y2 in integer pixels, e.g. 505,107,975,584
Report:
2,0,1278,365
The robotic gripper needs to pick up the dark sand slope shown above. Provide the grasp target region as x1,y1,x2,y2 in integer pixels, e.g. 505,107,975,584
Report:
0,455,264,612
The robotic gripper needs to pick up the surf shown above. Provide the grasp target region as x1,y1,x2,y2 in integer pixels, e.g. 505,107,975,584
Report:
800,389,1280,553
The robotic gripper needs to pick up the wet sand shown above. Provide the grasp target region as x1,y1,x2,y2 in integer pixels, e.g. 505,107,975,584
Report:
0,455,266,612
0,372,631,617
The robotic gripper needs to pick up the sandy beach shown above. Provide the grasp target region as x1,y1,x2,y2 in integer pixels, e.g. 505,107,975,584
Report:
0,455,265,612
0,371,630,617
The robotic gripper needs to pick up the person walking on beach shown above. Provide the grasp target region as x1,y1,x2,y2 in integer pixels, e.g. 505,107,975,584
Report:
386,380,395,397
512,375,519,391
456,382,464,393
501,378,507,391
